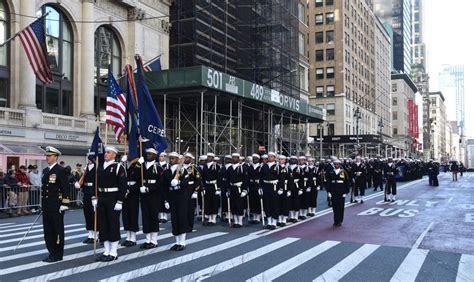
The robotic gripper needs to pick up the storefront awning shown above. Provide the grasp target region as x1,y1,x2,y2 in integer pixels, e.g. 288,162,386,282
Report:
0,143,46,155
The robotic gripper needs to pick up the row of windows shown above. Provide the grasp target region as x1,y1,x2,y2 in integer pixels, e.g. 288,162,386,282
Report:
315,30,334,44
315,0,334,7
315,85,335,97
0,1,122,115
315,67,335,79
315,12,334,25
315,48,334,61
315,102,335,116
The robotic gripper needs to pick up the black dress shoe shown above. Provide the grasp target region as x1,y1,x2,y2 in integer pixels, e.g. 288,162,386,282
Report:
120,240,128,247
43,256,62,263
102,255,118,262
145,243,157,249
176,245,186,251
290,218,298,223
280,222,286,227
308,213,315,217
95,254,107,262
276,222,282,227
360,200,364,203
125,241,136,247
269,225,276,230
159,219,167,224
170,244,179,251
140,242,150,249
83,238,91,244
263,224,270,229
235,224,242,228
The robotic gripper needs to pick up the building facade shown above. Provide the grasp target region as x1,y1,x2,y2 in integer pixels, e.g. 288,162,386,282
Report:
411,0,426,69
391,73,419,157
429,91,447,162
0,0,171,169
308,0,378,140
438,64,465,133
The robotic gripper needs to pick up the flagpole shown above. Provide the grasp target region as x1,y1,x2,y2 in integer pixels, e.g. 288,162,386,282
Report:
93,154,99,258
0,12,50,47
116,53,163,80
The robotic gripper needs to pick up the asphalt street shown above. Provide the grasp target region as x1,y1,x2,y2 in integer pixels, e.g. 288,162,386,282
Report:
1,172,473,281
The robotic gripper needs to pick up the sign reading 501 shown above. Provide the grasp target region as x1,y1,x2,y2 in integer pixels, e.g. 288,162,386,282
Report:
207,69,224,89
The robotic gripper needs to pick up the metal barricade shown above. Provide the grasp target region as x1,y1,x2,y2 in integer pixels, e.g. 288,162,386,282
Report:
0,185,41,215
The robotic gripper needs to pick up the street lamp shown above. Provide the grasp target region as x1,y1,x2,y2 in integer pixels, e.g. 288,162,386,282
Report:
318,122,328,159
354,107,362,149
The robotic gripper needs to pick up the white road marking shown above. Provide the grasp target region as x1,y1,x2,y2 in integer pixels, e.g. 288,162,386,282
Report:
20,232,226,282
412,222,434,249
247,241,340,282
0,227,85,245
2,224,84,238
313,244,380,282
0,222,37,230
390,248,429,282
0,225,43,234
174,237,300,282
456,254,474,282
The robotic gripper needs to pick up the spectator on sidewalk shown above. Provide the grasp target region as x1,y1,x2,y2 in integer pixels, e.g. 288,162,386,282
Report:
5,169,18,216
28,165,42,212
15,165,31,215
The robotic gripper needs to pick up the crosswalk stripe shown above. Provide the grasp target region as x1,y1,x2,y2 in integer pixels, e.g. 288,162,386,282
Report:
0,227,85,245
246,240,340,282
4,232,175,277
1,233,86,252
0,230,146,263
101,233,261,282
20,232,226,282
390,249,429,282
2,224,84,238
313,244,380,282
0,222,35,230
0,225,43,234
456,254,474,282
0,222,15,227
173,237,300,282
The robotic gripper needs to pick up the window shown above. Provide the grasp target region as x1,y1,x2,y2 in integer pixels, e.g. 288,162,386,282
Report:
326,48,334,60
299,32,305,55
328,123,335,136
392,97,397,106
326,30,334,43
326,67,334,79
94,25,122,114
393,127,398,135
0,0,9,107
326,85,335,96
315,14,323,25
315,49,324,61
315,32,324,43
298,3,305,22
35,5,73,115
326,12,334,24
393,111,398,120
326,0,334,5
316,68,324,79
392,83,397,92
315,0,323,7
316,87,324,97
326,103,335,115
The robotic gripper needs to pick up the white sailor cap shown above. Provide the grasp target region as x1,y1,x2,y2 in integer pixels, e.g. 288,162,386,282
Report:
334,159,342,164
184,152,195,159
232,153,240,158
207,153,215,158
145,148,158,155
268,152,276,157
308,157,315,161
225,155,232,159
105,146,118,154
252,154,260,159
214,157,220,161
298,156,306,160
261,154,268,159
45,146,61,156
159,152,167,157
279,155,287,160
199,155,207,161
168,152,179,158
290,156,297,160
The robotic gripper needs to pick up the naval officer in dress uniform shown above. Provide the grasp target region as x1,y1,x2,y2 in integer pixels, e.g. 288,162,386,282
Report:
327,159,350,226
41,146,70,262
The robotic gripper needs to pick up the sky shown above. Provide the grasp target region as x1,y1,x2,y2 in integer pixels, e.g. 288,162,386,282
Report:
424,0,474,137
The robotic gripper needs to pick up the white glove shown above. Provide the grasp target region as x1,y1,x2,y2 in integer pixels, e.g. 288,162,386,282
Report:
342,194,346,198
226,191,230,198
356,172,362,176
258,188,263,196
298,190,303,195
138,157,145,164
191,192,198,199
59,205,69,213
215,190,221,196
164,201,170,210
140,186,148,193
240,191,247,198
91,197,98,210
74,182,80,189
277,189,283,195
328,192,332,198
121,155,128,162
317,186,321,191
306,188,311,192
286,191,291,197
114,202,122,211
171,179,179,187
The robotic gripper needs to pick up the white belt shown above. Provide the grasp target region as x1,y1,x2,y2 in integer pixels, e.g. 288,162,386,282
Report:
188,181,194,185
304,178,309,181
145,179,157,184
206,180,217,184
331,180,344,184
312,177,317,181
263,180,278,184
250,179,260,183
84,183,93,187
127,181,136,186
230,182,243,187
99,187,119,192
293,179,299,183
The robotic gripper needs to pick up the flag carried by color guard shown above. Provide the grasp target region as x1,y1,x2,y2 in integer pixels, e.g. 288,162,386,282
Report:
106,67,126,143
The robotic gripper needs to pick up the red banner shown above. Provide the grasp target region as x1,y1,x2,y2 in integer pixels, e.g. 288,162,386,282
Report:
414,105,419,138
408,99,414,136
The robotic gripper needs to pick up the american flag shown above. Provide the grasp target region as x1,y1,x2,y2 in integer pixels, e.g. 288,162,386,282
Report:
106,70,126,143
18,17,52,84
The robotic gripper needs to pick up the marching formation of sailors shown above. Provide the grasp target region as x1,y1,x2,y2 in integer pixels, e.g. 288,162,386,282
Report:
41,145,430,262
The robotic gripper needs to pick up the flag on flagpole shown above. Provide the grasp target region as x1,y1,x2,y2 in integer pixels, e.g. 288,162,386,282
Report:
124,65,140,161
106,67,126,143
144,57,162,72
18,17,52,84
134,55,168,153
89,127,104,166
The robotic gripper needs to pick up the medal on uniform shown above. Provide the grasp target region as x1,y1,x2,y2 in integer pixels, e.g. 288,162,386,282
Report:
49,174,57,183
